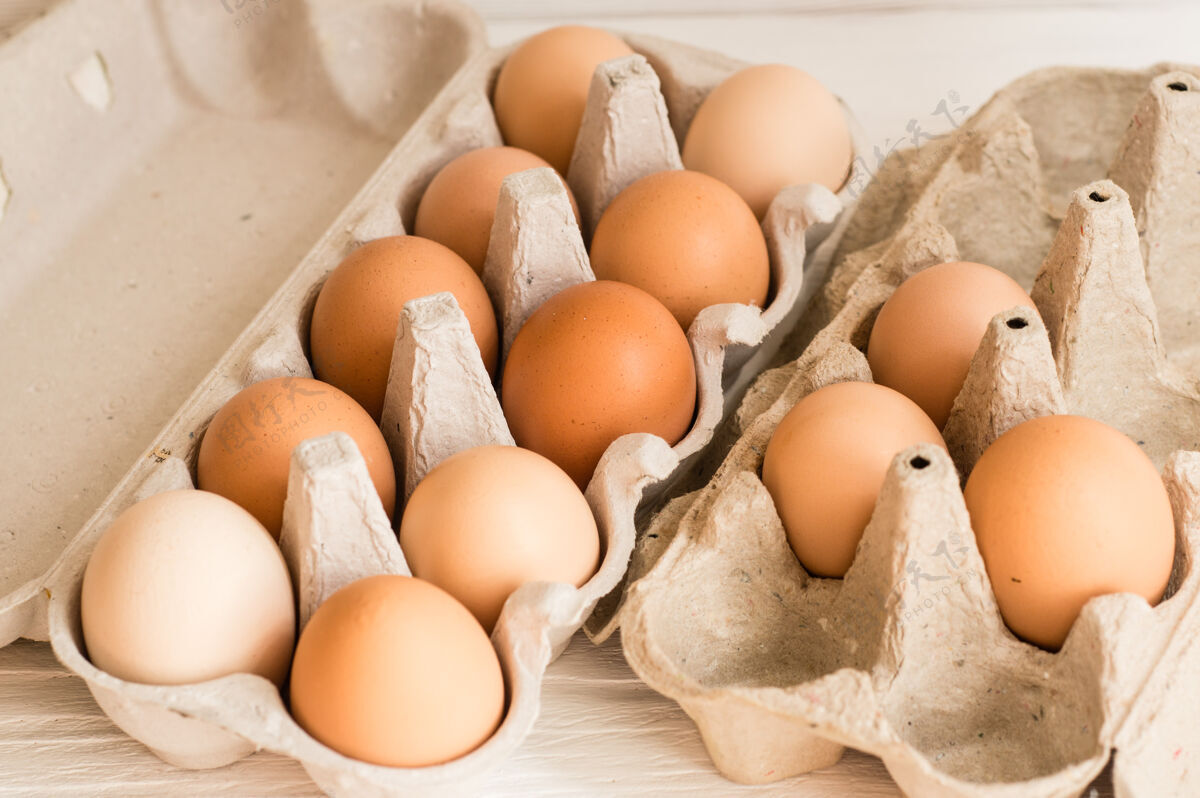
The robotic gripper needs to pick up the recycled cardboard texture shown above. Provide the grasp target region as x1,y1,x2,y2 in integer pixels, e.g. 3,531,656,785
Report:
1,14,863,796
380,292,514,502
482,168,594,358
567,54,684,239
0,0,484,642
616,64,1200,797
279,432,411,630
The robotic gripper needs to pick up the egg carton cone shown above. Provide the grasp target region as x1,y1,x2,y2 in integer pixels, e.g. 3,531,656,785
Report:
2,17,866,796
614,64,1200,797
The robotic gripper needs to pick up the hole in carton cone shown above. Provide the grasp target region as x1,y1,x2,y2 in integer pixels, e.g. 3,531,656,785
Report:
910,456,931,469
1088,191,1109,203
1168,81,1189,92
1006,317,1029,330
67,52,113,112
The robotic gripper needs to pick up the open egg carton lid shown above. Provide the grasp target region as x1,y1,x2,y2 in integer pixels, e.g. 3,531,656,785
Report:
0,0,487,645
614,62,1200,797
0,1,868,794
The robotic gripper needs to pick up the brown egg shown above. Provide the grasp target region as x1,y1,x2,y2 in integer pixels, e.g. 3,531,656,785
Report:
197,377,395,538
682,64,853,218
761,381,946,577
589,169,770,330
867,261,1038,429
964,415,1175,650
501,281,696,488
399,445,600,632
414,146,580,275
289,575,505,768
309,236,499,420
492,25,634,173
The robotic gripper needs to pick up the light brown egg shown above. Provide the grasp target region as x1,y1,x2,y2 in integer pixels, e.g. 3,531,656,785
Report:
309,235,499,420
289,575,504,768
867,260,1038,429
81,489,295,686
492,25,634,173
964,415,1175,650
414,146,580,275
682,64,852,218
589,169,770,330
761,381,946,578
399,445,600,632
501,280,696,489
197,377,395,538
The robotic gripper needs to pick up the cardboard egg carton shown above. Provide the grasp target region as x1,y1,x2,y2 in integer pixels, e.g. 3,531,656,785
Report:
0,11,865,796
612,65,1200,797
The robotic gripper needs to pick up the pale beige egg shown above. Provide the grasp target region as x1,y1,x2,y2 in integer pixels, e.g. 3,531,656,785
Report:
683,64,852,218
81,489,295,686
399,445,600,632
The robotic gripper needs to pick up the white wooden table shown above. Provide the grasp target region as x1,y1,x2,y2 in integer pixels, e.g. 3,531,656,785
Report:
3,2,1196,794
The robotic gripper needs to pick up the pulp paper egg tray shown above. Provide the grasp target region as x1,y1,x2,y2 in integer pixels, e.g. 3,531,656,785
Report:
611,64,1200,797
0,3,865,796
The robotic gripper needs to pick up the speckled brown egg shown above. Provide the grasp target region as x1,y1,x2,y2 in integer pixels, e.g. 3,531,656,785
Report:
867,260,1038,429
309,235,499,420
964,414,1175,650
197,377,395,538
501,280,696,489
589,169,770,330
683,64,852,218
414,146,580,275
492,26,634,174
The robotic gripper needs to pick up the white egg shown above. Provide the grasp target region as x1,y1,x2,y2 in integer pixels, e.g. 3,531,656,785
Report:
81,489,295,686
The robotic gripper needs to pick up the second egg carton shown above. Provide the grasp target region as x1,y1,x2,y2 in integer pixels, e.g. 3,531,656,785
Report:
17,19,864,798
612,64,1200,797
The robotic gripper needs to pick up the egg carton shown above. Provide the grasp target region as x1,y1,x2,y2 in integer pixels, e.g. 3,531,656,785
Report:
612,64,1200,797
0,12,866,798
